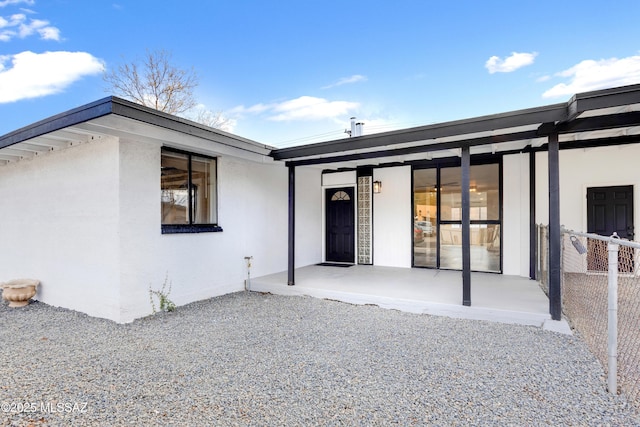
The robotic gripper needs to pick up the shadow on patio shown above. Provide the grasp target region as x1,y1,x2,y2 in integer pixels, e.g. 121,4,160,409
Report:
251,265,571,333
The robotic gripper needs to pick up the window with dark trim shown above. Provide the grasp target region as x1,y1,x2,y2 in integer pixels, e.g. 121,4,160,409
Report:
412,159,502,272
161,148,221,234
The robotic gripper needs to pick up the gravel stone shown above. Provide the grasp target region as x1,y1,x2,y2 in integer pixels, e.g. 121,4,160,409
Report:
1,291,639,426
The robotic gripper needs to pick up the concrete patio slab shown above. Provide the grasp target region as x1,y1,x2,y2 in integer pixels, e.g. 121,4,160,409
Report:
251,265,572,333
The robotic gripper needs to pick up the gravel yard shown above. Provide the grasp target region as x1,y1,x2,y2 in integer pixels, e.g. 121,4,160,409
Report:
1,291,638,426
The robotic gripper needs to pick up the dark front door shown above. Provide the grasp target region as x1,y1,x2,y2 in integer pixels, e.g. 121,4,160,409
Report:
586,185,634,272
587,185,634,238
326,187,355,263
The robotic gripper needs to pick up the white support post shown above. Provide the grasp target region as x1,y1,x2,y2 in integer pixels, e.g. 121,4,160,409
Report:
607,238,619,394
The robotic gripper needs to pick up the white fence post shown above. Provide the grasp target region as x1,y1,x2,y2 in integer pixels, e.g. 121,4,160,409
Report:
607,236,619,394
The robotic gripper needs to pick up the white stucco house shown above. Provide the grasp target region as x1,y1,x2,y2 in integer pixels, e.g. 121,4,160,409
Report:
0,98,321,322
2,84,640,323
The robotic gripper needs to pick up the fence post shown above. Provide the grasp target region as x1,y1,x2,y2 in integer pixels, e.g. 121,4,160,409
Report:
607,237,619,394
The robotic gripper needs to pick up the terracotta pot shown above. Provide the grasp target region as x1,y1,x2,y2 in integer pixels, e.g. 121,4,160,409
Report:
1,279,39,308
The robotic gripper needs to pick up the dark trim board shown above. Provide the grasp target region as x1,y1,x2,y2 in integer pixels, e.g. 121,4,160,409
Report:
162,225,223,234
0,97,113,150
272,104,567,160
0,97,272,156
285,130,538,167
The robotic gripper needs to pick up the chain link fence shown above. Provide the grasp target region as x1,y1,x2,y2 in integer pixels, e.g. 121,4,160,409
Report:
559,228,640,408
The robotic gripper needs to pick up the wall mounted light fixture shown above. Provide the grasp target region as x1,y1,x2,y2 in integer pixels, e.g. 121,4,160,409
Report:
373,180,382,193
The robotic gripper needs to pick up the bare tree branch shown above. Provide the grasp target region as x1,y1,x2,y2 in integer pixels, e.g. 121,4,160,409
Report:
193,108,232,131
104,49,198,116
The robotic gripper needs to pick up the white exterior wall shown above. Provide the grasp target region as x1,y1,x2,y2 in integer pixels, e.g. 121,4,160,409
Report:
502,153,530,276
536,144,640,232
117,140,300,322
0,135,309,323
295,167,323,267
322,171,356,187
373,166,411,268
0,139,121,320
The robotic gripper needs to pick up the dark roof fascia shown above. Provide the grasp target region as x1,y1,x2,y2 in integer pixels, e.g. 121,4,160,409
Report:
0,96,274,155
272,103,567,161
273,84,640,162
319,134,640,172
567,83,640,119
286,129,540,167
555,110,640,134
108,97,273,154
529,133,640,153
0,97,113,150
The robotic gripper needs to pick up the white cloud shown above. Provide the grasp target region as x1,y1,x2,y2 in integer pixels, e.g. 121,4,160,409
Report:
37,25,59,40
0,0,34,7
0,51,104,103
542,55,640,98
485,52,537,74
322,74,367,89
0,8,60,41
231,96,360,122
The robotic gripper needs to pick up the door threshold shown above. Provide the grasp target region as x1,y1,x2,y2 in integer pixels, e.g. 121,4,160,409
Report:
317,262,354,268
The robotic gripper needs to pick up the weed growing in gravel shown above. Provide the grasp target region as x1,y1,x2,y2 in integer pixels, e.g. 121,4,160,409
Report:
149,274,177,314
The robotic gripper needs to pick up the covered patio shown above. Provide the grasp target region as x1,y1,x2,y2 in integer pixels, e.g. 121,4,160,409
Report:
251,265,570,332
273,84,640,324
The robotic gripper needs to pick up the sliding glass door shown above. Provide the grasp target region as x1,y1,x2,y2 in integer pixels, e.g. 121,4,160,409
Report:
413,162,501,272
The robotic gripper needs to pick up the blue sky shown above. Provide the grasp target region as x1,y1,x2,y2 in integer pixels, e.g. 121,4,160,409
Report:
1,0,640,147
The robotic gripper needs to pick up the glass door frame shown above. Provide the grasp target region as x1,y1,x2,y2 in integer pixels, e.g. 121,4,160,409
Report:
411,156,503,272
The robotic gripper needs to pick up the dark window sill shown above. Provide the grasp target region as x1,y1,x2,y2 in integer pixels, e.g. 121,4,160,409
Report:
161,224,223,234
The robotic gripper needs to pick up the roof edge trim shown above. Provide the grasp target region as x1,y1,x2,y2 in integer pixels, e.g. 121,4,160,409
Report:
0,97,114,150
272,102,566,161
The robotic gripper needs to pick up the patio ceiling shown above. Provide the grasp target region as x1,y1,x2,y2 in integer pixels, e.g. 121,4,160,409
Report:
272,84,640,169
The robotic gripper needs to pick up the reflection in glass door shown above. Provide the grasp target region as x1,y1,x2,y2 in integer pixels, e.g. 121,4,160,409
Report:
413,169,437,267
413,163,501,272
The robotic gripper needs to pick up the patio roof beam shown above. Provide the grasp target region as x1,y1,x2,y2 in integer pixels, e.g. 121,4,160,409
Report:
286,129,540,167
555,111,640,134
526,132,640,153
568,83,640,119
273,105,566,161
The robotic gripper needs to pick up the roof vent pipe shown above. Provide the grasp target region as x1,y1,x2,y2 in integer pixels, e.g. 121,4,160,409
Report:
355,122,364,137
350,117,356,137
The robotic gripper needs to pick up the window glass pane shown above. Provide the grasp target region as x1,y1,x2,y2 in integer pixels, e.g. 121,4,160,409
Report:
161,152,189,224
413,169,437,267
470,163,499,220
440,167,460,221
414,163,500,271
331,190,351,201
191,156,216,224
439,224,462,269
440,224,500,271
470,224,501,272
